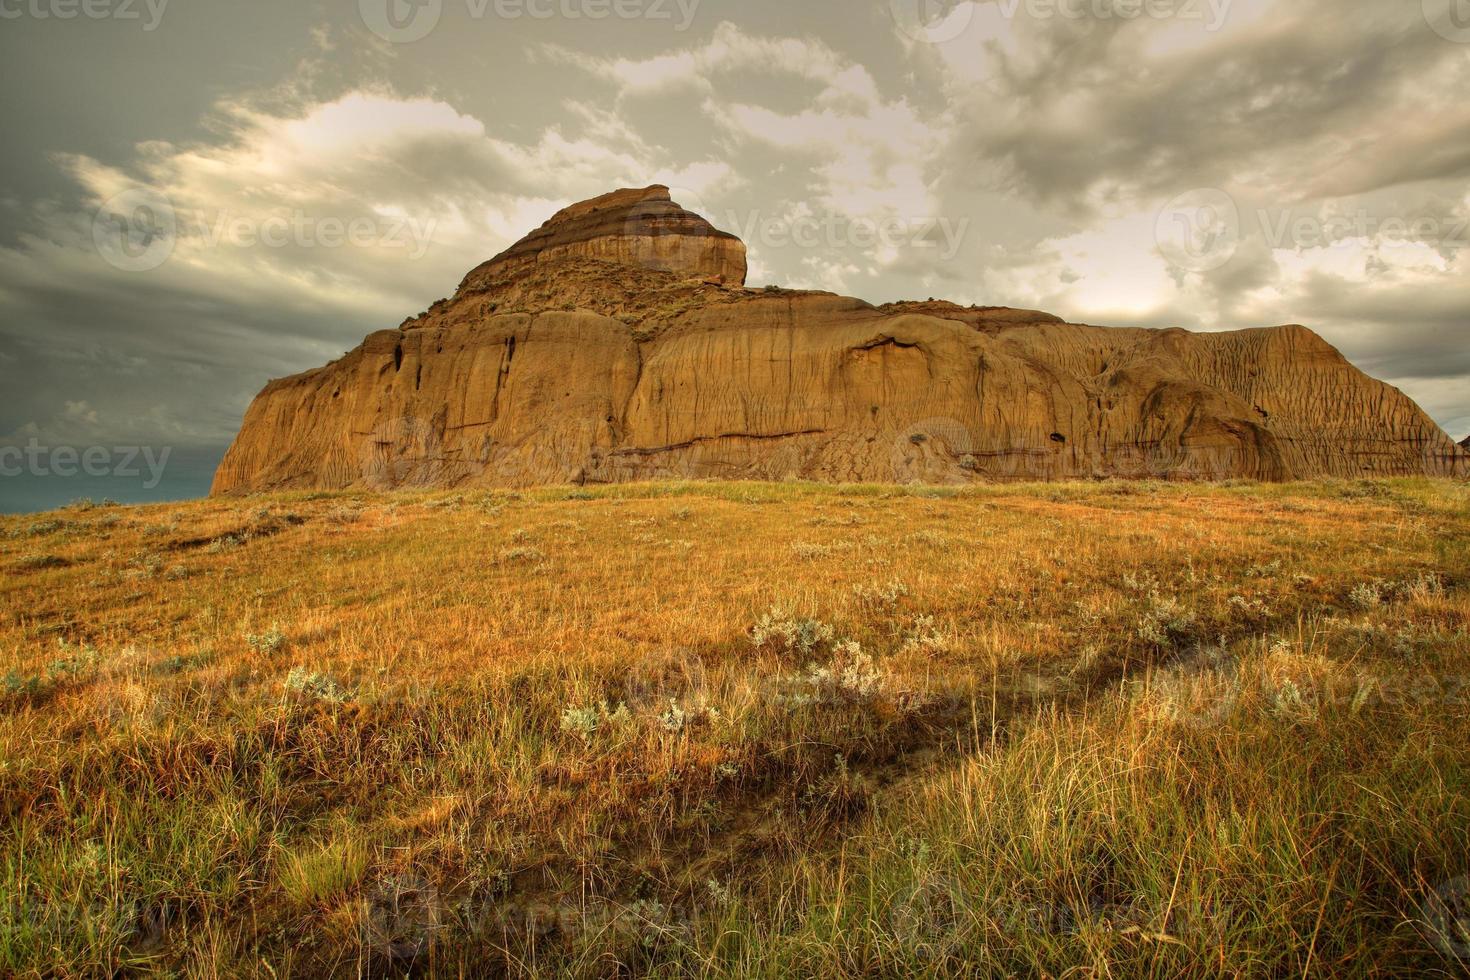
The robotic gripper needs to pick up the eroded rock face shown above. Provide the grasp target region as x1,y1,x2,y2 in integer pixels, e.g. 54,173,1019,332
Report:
460,185,747,288
212,189,1469,493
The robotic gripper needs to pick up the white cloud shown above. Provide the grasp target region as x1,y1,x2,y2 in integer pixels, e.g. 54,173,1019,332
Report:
62,401,100,426
544,22,855,98
555,22,945,229
2,4,1464,457
0,85,736,445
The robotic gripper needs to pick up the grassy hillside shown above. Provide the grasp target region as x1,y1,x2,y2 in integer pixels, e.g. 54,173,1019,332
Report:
2,479,1468,977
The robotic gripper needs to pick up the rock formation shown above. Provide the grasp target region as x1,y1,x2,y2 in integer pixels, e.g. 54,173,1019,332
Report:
465,185,747,287
212,186,1469,493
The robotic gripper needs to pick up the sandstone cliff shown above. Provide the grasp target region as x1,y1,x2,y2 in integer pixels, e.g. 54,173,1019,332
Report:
462,185,746,288
212,187,1469,492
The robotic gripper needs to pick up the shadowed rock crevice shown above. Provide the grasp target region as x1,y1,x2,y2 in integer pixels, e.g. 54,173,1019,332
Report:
212,188,1470,494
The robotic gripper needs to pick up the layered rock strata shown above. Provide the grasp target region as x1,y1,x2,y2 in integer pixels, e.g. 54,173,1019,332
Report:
213,188,1469,492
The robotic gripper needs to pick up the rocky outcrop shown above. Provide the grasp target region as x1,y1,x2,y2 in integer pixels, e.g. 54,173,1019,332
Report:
212,189,1470,493
461,185,746,287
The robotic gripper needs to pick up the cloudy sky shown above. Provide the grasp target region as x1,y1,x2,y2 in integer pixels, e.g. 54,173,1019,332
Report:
1,0,1467,509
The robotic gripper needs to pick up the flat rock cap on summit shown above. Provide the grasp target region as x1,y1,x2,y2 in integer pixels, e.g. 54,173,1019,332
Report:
465,184,748,287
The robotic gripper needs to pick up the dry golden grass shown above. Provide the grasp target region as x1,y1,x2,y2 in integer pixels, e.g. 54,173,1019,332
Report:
1,478,1468,977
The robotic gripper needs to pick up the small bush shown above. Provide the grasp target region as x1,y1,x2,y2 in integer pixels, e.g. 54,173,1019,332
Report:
128,552,164,577
2,670,48,701
246,627,287,655
657,699,688,734
782,640,888,706
284,667,350,703
751,608,837,658
1348,582,1383,610
12,553,69,572
559,701,632,742
155,652,208,675
898,615,950,656
207,534,244,554
1137,593,1197,648
48,641,102,679
853,579,909,609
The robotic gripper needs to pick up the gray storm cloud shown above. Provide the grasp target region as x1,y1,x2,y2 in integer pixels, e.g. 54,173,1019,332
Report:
0,0,1466,509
